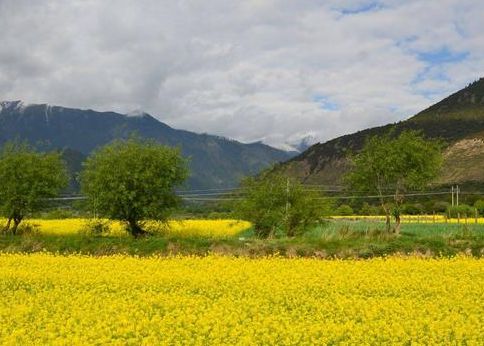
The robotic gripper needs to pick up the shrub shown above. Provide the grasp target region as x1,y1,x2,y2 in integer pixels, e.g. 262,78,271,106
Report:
359,202,382,215
446,204,475,218
335,204,354,216
401,203,424,215
474,200,484,215
432,201,450,213
236,173,331,238
42,209,76,220
15,223,41,236
81,219,111,237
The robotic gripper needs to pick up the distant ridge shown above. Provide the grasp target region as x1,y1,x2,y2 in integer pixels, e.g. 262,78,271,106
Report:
279,78,484,187
0,102,295,189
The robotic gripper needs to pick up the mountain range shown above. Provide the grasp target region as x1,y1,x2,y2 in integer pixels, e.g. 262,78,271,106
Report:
0,101,295,189
3,78,483,192
279,78,484,189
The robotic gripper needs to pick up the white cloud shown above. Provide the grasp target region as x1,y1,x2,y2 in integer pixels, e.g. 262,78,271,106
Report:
0,0,483,149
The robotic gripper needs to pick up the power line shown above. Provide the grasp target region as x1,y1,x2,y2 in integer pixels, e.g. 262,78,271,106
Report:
47,196,86,201
183,199,241,201
179,192,245,197
311,191,450,200
47,189,482,203
177,187,241,193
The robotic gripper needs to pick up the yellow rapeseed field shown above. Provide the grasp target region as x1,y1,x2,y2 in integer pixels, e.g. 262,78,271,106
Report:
332,215,484,224
0,254,482,345
3,219,251,238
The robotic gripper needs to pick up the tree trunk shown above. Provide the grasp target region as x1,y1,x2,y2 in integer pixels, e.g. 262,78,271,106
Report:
378,188,391,233
381,204,391,233
395,214,401,234
393,187,403,234
385,213,391,233
11,216,22,235
128,219,146,238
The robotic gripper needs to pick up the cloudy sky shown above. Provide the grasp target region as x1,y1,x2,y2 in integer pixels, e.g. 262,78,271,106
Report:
1,0,483,149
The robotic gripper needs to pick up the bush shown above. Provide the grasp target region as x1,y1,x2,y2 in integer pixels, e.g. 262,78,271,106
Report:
360,203,382,215
432,201,450,213
335,204,354,216
42,208,76,220
81,219,111,237
14,223,41,236
446,204,476,218
236,173,331,238
474,200,484,215
401,203,424,215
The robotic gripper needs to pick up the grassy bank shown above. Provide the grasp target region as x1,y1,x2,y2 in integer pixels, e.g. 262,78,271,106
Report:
0,219,483,258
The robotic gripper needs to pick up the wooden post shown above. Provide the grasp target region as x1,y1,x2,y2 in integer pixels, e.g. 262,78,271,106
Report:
457,213,460,224
451,186,454,206
433,211,435,224
476,209,479,224
456,185,459,207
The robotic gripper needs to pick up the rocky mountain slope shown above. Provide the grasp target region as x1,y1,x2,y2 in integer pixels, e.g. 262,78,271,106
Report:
280,78,484,187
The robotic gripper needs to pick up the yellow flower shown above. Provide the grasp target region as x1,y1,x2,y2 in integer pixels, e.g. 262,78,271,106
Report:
0,254,482,344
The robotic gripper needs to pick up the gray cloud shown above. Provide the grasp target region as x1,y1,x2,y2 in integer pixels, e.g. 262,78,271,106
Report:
1,0,483,149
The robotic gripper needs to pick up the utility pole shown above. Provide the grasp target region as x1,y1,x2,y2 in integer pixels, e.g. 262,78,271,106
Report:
451,186,454,207
285,178,290,232
456,185,459,207
285,178,290,216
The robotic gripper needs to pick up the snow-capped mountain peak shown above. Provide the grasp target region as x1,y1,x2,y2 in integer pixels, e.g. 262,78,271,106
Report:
284,135,318,152
0,100,26,112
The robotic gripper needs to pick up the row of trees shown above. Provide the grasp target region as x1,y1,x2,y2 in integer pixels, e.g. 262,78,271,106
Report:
0,138,188,237
334,201,484,217
0,130,445,238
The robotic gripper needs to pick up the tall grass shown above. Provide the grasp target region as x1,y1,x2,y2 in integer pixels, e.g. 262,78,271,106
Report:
0,218,482,258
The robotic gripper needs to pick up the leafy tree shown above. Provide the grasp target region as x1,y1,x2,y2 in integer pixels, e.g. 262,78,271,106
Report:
0,142,68,234
80,138,188,237
360,202,382,216
236,173,331,238
401,203,424,215
335,204,354,216
446,204,475,218
345,131,443,233
474,200,484,215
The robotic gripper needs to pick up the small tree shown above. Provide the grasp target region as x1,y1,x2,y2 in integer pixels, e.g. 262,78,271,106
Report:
80,138,188,237
0,142,68,234
236,173,331,238
474,200,484,215
335,204,354,216
345,131,443,233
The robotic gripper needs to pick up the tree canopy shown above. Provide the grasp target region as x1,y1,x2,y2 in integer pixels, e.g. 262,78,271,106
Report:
236,172,331,238
0,142,68,234
80,138,188,237
345,131,443,233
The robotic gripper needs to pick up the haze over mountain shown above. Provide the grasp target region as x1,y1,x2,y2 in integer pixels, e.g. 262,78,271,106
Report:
279,78,484,188
0,101,294,189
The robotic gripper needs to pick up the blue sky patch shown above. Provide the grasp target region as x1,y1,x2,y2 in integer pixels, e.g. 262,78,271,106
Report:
313,95,340,111
417,47,469,65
